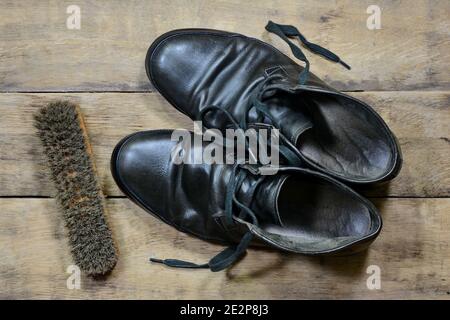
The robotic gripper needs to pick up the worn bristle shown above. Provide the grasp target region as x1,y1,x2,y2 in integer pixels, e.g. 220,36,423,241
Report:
34,100,118,276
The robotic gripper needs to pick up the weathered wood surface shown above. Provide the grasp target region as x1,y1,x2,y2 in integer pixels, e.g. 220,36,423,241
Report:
0,92,448,197
0,198,448,299
0,0,449,92
1,0,449,301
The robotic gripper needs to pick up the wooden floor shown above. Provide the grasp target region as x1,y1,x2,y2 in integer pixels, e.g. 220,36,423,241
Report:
0,0,449,299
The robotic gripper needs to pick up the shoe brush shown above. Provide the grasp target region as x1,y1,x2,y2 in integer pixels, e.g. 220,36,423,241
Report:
34,101,118,276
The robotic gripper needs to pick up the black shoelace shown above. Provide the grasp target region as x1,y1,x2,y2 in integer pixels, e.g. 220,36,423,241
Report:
150,21,351,271
199,74,303,166
198,21,351,167
265,20,350,84
150,164,267,272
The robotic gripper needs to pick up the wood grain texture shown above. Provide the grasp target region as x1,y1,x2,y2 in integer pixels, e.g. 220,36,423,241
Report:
0,198,449,299
0,92,448,197
0,0,449,92
1,0,449,301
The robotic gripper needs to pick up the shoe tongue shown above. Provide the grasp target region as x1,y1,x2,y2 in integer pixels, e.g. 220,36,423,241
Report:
258,68,314,145
249,174,290,226
263,93,313,145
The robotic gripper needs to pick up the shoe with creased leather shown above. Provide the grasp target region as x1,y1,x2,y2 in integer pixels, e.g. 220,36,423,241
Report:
145,21,402,184
111,129,382,272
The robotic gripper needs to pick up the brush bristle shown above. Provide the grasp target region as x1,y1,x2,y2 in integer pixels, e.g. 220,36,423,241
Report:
34,101,118,276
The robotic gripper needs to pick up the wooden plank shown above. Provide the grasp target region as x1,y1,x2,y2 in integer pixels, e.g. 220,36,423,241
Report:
0,92,449,197
0,92,450,197
354,91,450,197
0,0,449,92
0,198,449,299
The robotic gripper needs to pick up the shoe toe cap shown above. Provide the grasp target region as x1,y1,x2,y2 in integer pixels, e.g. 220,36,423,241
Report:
111,130,176,214
146,30,236,116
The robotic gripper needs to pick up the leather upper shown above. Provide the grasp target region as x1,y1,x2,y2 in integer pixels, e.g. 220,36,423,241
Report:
146,28,402,184
111,130,382,255
147,29,326,136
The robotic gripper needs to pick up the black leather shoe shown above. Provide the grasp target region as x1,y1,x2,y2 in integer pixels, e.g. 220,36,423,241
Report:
146,22,402,184
111,130,381,271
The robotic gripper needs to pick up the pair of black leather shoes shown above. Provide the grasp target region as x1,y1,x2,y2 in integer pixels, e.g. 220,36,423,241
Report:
111,21,402,271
